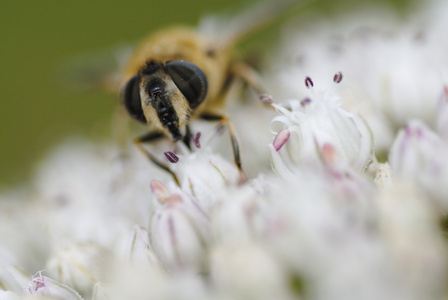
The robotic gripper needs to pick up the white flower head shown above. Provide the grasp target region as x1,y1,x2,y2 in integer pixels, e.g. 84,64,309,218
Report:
389,119,448,209
149,180,211,272
268,74,374,178
266,3,448,152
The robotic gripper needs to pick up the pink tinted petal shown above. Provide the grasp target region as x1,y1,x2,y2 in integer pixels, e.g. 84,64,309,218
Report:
273,129,290,151
150,180,170,204
322,143,337,165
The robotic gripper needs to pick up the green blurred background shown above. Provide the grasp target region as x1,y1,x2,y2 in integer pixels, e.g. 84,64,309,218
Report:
0,0,410,189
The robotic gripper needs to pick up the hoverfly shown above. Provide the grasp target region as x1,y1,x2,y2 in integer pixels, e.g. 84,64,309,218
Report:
120,0,302,184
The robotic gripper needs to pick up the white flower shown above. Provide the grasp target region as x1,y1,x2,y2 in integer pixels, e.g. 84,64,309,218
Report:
170,145,241,213
152,125,243,213
124,225,161,269
149,180,211,272
389,120,448,209
210,184,272,245
268,76,374,176
25,273,83,300
45,241,111,298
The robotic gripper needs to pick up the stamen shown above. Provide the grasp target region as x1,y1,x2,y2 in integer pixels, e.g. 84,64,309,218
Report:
333,72,343,83
259,94,274,105
305,76,314,88
273,129,290,151
300,98,312,107
164,151,179,163
194,132,201,149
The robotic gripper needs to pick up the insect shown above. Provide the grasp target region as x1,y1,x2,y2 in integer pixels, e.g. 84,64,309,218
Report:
120,0,300,184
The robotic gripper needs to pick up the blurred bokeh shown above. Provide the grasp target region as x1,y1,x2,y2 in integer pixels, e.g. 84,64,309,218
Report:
0,0,411,189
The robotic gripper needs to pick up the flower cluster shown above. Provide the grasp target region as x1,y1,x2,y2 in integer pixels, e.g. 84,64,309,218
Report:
2,1,448,299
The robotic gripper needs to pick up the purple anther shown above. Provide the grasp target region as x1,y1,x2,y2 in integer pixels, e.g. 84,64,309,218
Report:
194,132,201,149
164,151,179,163
305,76,314,88
333,72,343,83
259,94,274,105
34,279,46,291
300,97,312,107
273,129,290,151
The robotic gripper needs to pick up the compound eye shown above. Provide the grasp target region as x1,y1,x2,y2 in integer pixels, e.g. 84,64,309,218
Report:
121,74,147,123
165,61,208,110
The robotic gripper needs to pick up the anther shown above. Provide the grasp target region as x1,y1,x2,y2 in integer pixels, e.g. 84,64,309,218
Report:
305,76,314,88
194,132,201,149
333,72,343,84
164,151,179,163
300,98,312,107
259,94,274,105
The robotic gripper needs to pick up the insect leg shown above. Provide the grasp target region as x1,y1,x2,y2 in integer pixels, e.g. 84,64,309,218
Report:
200,113,248,182
231,62,278,110
182,124,192,150
134,132,180,185
231,62,265,94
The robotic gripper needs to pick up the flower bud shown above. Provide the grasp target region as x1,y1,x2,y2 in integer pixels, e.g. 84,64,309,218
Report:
125,225,161,269
211,185,271,244
389,120,448,208
170,148,240,213
150,181,211,272
26,274,83,300
45,241,111,297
